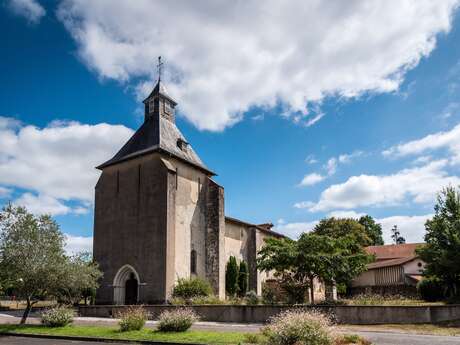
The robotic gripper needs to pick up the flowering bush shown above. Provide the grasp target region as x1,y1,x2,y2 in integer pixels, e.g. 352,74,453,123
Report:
118,306,149,332
157,308,198,332
262,309,333,345
41,307,74,327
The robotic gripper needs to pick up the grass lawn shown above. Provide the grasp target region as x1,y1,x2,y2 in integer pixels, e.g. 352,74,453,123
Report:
342,323,460,337
0,324,248,344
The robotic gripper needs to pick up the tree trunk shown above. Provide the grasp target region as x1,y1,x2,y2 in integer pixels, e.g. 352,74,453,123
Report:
20,298,32,324
310,279,315,305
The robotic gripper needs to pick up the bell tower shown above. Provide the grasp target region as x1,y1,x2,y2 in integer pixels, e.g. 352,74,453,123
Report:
143,57,177,123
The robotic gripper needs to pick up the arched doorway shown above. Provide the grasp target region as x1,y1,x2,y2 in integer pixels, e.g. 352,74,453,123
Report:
113,265,140,305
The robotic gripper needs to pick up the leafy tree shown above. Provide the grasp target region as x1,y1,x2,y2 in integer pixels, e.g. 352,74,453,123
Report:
257,233,371,304
56,252,102,306
0,205,102,323
313,218,372,247
225,256,239,297
417,186,460,298
0,204,66,323
391,225,406,244
358,215,384,245
237,260,249,297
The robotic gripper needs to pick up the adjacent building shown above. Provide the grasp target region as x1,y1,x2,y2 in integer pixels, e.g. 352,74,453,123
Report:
351,243,425,295
93,78,283,305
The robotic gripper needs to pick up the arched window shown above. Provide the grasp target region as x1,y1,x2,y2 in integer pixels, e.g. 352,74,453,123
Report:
190,250,197,274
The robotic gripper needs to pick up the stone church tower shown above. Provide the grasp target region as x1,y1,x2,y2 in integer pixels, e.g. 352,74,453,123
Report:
93,78,226,304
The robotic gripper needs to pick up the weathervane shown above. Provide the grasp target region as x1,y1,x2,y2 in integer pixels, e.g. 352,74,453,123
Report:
157,56,164,81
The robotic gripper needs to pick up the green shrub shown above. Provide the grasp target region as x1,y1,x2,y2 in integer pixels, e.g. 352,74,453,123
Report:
262,309,333,345
262,284,277,305
157,308,198,332
418,277,445,302
172,278,212,301
170,295,223,305
118,306,149,332
245,290,259,305
315,299,347,306
238,260,249,297
41,307,74,327
226,256,239,297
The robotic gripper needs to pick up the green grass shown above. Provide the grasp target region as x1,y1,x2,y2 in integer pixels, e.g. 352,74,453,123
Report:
0,324,247,344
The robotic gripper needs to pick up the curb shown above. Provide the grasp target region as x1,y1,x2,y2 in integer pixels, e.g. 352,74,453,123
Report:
0,332,204,345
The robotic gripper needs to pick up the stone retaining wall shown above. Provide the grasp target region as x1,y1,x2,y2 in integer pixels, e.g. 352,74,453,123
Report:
79,304,460,324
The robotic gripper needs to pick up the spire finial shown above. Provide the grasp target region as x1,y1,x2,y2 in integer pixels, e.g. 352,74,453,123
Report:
157,56,164,81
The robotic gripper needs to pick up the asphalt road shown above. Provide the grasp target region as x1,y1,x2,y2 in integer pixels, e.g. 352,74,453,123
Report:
1,333,460,345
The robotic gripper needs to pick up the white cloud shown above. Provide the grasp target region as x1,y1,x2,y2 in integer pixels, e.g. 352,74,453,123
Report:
294,201,315,209
65,234,93,255
298,173,325,187
305,155,318,165
308,160,460,212
0,116,133,211
299,150,363,187
57,0,459,131
377,214,432,244
327,210,365,219
14,193,70,216
13,193,89,216
7,0,46,24
383,123,460,164
0,187,12,199
275,219,318,239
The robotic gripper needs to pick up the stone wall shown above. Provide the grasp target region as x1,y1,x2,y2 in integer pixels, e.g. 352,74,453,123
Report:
205,179,226,299
80,304,460,324
94,154,171,304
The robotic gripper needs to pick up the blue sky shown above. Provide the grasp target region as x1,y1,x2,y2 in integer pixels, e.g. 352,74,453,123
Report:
1,1,460,252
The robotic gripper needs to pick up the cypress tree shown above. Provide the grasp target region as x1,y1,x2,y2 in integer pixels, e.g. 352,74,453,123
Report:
225,256,239,297
238,260,249,297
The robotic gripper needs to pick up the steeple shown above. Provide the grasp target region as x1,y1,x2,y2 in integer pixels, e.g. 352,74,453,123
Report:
96,57,214,175
143,57,177,123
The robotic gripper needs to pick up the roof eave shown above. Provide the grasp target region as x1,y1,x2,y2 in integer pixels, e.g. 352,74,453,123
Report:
96,147,216,176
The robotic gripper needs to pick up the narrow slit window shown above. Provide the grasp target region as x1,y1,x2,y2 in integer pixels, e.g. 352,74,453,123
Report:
190,250,197,274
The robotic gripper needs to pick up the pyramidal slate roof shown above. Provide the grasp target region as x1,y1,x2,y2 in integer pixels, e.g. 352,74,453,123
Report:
97,81,214,175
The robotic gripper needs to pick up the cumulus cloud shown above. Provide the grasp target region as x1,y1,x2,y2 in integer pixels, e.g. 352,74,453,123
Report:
307,160,460,212
0,187,12,199
377,214,432,244
298,173,325,187
56,0,459,131
7,0,46,24
383,122,460,164
0,116,133,214
65,234,93,255
298,150,363,187
327,210,365,219
275,219,318,239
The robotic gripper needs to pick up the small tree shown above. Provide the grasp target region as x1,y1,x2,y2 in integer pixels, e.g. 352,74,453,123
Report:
237,260,249,297
57,252,102,306
358,215,384,246
0,205,102,323
391,225,405,244
417,186,460,298
258,233,371,304
0,205,66,323
225,256,239,297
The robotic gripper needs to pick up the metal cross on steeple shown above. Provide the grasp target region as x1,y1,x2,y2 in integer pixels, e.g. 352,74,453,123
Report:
157,56,164,81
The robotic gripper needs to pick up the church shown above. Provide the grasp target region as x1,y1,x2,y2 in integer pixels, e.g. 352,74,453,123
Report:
93,72,283,305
